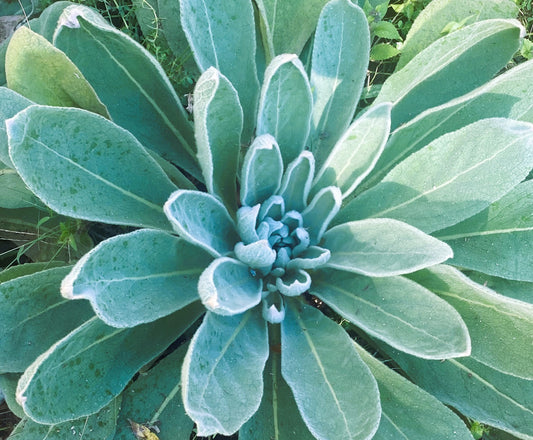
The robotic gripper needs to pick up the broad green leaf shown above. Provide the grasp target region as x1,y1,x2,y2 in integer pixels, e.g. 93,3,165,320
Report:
54,5,200,178
397,0,518,70
182,308,269,436
62,229,211,328
194,67,242,213
8,398,120,440
147,149,196,190
257,54,312,166
309,0,370,168
301,186,341,245
278,151,315,212
465,271,533,304
0,262,65,284
240,134,283,207
281,299,381,440
372,21,402,40
0,373,24,418
409,265,533,380
6,27,109,117
0,166,43,209
313,268,470,359
29,1,77,43
180,0,259,140
369,43,400,61
8,105,177,230
197,257,262,315
0,87,32,168
374,19,523,128
254,0,328,61
383,347,533,439
240,325,315,440
17,302,204,424
434,180,533,282
312,102,391,199
114,344,194,440
361,59,533,193
354,343,474,440
323,219,452,277
164,189,239,257
0,266,94,373
337,119,533,234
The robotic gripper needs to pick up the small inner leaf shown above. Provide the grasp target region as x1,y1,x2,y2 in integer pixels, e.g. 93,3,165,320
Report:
301,186,342,245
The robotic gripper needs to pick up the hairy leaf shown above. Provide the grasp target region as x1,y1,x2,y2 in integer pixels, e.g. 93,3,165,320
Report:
0,87,32,168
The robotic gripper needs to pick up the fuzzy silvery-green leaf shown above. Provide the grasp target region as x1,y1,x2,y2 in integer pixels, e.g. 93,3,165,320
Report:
53,5,200,179
309,0,370,168
257,54,312,166
312,102,391,200
5,27,109,118
409,265,533,380
313,269,470,359
281,300,381,440
8,398,120,440
28,1,76,43
278,151,315,212
286,246,331,271
240,134,283,206
164,190,239,257
353,342,475,440
194,67,242,213
197,257,263,315
0,87,32,168
0,263,65,284
7,105,178,230
434,180,533,282
375,19,523,128
301,186,341,245
0,266,94,373
397,0,518,70
182,308,269,436
323,219,453,277
465,271,532,304
384,348,533,439
17,302,203,424
0,373,24,418
113,344,194,440
0,166,43,209
61,229,211,328
337,118,533,234
180,0,259,141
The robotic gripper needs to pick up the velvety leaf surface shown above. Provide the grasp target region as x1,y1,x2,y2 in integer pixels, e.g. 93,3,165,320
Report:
29,1,75,42
301,186,341,245
323,219,452,276
0,373,24,418
180,0,259,140
54,5,199,178
5,27,109,117
281,300,381,440
194,67,242,213
0,266,94,373
0,166,43,209
309,0,370,168
409,265,533,380
182,309,269,436
434,180,533,282
465,271,533,304
62,229,211,327
375,19,523,128
257,54,312,166
354,343,474,440
0,263,65,284
114,344,194,440
337,119,533,234
278,151,314,212
7,105,177,230
313,269,470,359
17,302,204,424
0,87,32,168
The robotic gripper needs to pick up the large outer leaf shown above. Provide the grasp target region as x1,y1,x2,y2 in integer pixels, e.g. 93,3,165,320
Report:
0,166,43,209
256,54,312,167
281,300,381,440
0,373,24,418
409,265,533,380
182,308,269,436
337,119,533,234
465,271,532,304
5,27,109,117
53,5,200,178
397,0,518,70
0,87,32,168
313,269,470,359
0,266,94,373
114,344,194,440
62,229,211,328
7,105,177,230
374,19,523,129
194,67,242,213
16,302,204,424
354,343,474,440
323,219,452,277
434,180,533,282
309,0,370,168
180,0,259,141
